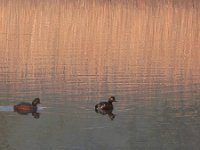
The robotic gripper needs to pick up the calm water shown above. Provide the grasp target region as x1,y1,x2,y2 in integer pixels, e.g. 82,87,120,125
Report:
0,0,200,150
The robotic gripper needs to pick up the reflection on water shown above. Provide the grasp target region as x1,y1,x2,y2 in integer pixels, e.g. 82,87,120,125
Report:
95,108,116,120
14,110,40,119
0,0,200,150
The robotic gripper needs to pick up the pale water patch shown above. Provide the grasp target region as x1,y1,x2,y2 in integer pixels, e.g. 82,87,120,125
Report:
0,106,14,112
0,106,47,112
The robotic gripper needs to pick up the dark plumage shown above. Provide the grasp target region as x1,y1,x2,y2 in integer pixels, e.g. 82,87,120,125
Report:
14,98,41,114
95,96,117,111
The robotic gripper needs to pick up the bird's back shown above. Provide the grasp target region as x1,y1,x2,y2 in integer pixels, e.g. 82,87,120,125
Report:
95,101,113,111
14,102,36,113
15,102,32,107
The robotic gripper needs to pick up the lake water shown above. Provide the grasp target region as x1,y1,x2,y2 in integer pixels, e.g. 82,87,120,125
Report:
0,0,200,150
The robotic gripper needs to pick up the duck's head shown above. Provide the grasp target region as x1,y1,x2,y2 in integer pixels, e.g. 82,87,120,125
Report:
108,96,117,103
32,98,41,106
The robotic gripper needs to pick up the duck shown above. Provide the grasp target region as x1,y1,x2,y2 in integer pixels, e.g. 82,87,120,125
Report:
95,96,117,111
14,98,41,114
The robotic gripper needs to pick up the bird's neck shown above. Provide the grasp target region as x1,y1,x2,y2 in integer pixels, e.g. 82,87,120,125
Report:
108,101,113,104
32,103,37,106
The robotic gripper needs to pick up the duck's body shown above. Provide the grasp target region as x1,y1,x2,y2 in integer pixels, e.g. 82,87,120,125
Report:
95,96,117,120
14,98,40,114
95,96,116,111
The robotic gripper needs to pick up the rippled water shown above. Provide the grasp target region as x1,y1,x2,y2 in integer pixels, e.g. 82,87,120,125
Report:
0,0,200,150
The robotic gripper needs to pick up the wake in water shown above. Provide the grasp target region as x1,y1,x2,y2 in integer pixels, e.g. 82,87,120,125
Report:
0,106,47,112
0,106,14,112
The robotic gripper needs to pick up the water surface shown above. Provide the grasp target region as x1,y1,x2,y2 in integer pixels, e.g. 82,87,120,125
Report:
0,0,200,150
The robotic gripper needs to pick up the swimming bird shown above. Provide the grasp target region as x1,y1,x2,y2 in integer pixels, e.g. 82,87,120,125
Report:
14,98,41,114
95,96,117,111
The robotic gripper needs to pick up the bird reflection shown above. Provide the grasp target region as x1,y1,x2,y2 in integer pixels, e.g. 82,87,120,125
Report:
95,109,116,120
32,112,40,119
13,98,41,119
14,110,40,119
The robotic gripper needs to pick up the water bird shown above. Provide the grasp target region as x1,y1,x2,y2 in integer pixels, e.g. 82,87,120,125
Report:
14,98,41,118
95,96,117,111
